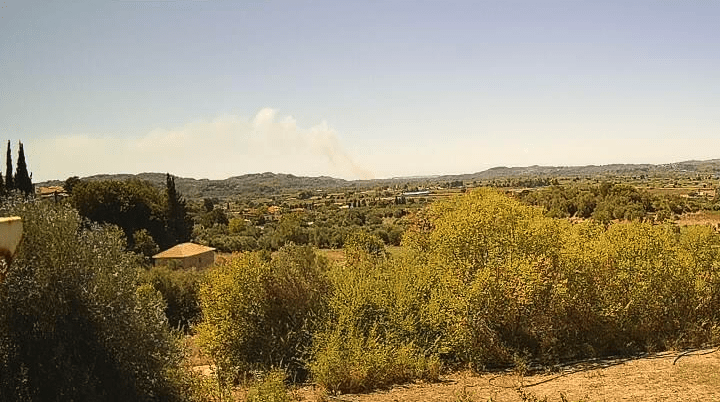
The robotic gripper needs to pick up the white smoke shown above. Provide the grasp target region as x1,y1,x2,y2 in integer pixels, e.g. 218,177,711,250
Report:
29,108,374,181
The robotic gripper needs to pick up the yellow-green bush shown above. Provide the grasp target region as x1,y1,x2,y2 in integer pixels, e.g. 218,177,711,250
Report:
142,265,205,332
406,188,720,367
246,369,290,402
310,234,442,393
196,245,330,382
197,188,720,393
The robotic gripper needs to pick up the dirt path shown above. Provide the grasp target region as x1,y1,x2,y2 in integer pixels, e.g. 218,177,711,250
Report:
292,348,720,401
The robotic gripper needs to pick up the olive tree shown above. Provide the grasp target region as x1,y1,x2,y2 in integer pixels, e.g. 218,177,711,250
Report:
0,200,184,401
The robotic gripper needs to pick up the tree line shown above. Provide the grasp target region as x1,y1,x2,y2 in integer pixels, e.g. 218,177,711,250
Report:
4,182,720,399
516,181,707,222
66,173,193,253
197,188,720,394
0,140,33,197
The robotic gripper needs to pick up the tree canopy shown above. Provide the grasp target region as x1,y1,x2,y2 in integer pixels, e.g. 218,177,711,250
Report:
165,173,193,246
14,141,33,196
0,200,183,400
4,141,13,191
70,179,167,249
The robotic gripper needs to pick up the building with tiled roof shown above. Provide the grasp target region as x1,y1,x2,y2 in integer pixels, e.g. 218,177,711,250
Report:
153,242,216,269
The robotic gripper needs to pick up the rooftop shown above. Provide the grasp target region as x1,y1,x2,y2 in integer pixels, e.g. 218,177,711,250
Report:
153,242,216,259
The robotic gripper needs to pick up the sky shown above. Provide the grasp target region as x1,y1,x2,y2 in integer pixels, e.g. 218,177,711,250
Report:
1,1,719,182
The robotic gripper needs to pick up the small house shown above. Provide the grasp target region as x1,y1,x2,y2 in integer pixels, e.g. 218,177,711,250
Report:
153,242,216,269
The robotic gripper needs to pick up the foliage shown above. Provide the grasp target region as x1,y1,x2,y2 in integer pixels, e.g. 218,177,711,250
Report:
171,368,233,402
142,265,205,332
13,142,33,197
133,228,160,259
228,217,246,234
192,200,411,253
5,140,12,191
70,178,167,248
199,208,229,228
69,174,195,250
517,182,705,222
312,188,720,391
64,176,82,194
342,231,387,263
166,173,193,246
0,200,183,401
196,245,330,383
310,243,442,393
245,370,290,402
407,188,720,367
193,223,259,253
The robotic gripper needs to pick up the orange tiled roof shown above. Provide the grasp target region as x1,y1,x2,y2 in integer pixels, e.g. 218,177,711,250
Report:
153,243,216,259
37,186,65,196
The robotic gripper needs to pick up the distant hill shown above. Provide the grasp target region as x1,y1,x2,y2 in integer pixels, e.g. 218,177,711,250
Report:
37,159,720,199
430,159,720,183
38,172,351,199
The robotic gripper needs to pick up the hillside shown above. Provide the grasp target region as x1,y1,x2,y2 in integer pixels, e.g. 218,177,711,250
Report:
37,159,720,199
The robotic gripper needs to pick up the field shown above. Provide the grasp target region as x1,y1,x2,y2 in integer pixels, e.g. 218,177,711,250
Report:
676,210,720,227
288,349,720,401
17,168,720,400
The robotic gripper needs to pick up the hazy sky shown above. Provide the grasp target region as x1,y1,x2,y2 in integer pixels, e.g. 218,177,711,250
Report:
2,1,719,181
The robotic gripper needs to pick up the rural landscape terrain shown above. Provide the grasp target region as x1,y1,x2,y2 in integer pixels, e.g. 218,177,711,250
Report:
0,155,718,400
4,1,720,400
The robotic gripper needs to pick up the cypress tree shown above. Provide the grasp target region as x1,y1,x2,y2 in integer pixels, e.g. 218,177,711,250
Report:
14,141,33,196
5,141,13,191
165,173,192,246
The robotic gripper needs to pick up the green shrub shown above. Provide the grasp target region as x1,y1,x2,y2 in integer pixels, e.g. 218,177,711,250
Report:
246,370,290,402
0,200,183,401
343,231,386,263
311,326,440,393
204,188,720,393
405,188,720,367
142,265,205,332
310,242,442,393
171,368,234,402
196,245,330,382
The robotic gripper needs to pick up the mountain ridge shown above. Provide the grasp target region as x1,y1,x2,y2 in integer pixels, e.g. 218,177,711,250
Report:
37,159,720,199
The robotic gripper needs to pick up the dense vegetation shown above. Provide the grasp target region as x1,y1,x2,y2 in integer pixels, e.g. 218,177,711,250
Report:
6,169,720,398
0,200,184,401
68,174,193,251
1,140,34,197
517,182,714,221
196,188,720,393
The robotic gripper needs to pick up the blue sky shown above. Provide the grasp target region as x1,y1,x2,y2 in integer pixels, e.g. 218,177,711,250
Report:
1,1,719,181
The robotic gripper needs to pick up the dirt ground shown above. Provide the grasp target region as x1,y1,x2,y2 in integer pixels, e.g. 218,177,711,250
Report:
290,348,720,402
676,211,720,227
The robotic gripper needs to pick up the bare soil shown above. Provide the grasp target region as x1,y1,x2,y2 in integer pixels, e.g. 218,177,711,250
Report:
676,211,720,227
290,348,720,402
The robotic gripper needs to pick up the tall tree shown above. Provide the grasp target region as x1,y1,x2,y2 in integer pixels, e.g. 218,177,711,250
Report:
70,179,166,248
5,141,13,191
14,141,33,196
63,176,81,194
165,173,192,246
0,168,4,196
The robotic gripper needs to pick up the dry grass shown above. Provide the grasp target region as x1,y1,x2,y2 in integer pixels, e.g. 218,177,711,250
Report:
317,248,346,265
317,246,405,266
288,348,720,402
676,211,720,227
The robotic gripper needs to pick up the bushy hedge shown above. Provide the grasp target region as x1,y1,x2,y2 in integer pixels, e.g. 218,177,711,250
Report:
309,239,442,393
0,200,184,401
197,188,720,394
141,265,205,332
196,245,330,383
